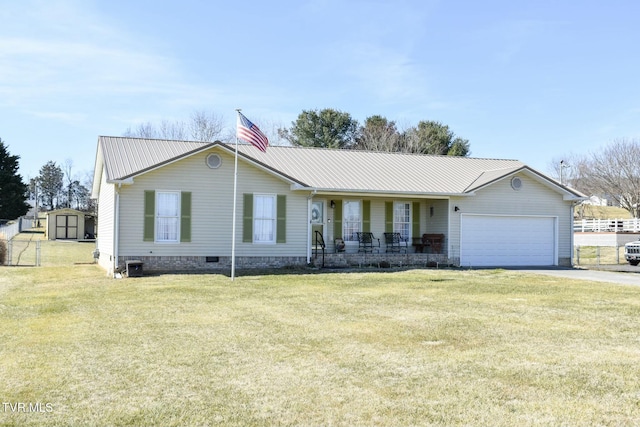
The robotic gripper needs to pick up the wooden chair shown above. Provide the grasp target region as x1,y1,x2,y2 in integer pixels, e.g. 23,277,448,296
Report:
383,232,408,253
355,232,380,253
422,233,444,254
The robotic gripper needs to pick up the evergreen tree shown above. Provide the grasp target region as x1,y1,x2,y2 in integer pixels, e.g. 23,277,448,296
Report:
0,138,30,220
278,109,359,149
37,161,64,210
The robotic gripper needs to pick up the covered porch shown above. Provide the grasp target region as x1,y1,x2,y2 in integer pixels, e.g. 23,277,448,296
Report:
306,195,454,265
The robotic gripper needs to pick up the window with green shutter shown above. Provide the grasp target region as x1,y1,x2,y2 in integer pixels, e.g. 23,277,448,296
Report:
243,193,286,244
143,190,155,241
333,200,342,239
277,195,286,243
243,193,253,243
385,201,393,233
412,202,420,239
362,200,371,232
144,190,190,243
180,192,191,242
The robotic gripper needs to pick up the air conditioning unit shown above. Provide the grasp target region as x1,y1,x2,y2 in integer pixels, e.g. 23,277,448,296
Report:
126,260,143,277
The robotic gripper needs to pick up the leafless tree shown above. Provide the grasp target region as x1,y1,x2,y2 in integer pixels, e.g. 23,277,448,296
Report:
582,138,640,218
124,110,225,142
354,117,400,152
189,110,224,142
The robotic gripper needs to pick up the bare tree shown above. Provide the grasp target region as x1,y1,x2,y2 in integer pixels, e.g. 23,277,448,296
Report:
189,110,224,141
582,138,640,218
548,153,592,218
124,109,225,142
354,115,400,152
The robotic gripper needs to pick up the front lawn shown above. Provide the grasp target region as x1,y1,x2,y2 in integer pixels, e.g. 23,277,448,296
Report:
1,264,639,426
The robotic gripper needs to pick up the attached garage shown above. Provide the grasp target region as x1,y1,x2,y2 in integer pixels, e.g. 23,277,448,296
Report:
460,214,557,267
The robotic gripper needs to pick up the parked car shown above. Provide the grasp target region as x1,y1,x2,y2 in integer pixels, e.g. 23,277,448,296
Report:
624,240,640,265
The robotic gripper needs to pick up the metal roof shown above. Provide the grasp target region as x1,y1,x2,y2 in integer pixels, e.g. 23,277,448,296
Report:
95,136,582,197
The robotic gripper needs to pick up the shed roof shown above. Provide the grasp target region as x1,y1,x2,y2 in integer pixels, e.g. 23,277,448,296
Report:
93,136,584,198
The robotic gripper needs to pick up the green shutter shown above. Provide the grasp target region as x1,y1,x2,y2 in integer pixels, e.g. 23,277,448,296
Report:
412,202,420,238
143,190,155,242
333,200,342,239
243,193,253,243
362,200,371,232
385,201,393,233
276,195,286,243
180,192,191,242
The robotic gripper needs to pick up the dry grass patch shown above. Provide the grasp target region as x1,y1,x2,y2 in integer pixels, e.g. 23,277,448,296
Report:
0,266,639,426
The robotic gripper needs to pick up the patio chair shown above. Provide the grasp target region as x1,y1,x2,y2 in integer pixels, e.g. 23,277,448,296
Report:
383,232,408,253
356,232,380,253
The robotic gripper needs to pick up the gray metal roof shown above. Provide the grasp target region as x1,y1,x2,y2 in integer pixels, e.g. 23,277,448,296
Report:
235,144,526,194
95,136,581,197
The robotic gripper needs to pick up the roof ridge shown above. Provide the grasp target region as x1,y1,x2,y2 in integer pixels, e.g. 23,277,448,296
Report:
99,136,523,162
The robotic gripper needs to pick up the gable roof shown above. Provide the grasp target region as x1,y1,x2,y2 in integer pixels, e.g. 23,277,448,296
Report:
93,136,584,198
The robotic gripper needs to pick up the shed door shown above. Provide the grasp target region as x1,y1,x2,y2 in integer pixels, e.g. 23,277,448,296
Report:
460,215,556,267
56,215,78,239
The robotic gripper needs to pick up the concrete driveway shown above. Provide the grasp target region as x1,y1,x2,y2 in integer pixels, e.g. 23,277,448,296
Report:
515,266,640,287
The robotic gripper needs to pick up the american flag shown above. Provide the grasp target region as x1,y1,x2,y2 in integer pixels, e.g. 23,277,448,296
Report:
237,112,268,152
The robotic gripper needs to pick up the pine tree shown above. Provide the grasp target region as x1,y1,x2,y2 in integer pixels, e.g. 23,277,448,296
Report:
0,138,30,220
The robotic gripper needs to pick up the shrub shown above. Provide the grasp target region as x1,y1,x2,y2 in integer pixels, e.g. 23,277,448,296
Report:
0,239,6,265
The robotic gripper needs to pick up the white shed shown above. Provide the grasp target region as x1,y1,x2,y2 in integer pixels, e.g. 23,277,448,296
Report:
45,208,95,241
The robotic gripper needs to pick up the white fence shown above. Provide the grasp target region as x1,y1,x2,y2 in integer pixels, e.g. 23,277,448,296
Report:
0,217,34,241
574,218,640,233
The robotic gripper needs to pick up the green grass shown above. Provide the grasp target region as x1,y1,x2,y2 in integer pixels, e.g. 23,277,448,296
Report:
1,253,640,425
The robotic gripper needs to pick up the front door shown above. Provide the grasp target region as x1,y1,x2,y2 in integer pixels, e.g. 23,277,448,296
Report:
311,200,325,249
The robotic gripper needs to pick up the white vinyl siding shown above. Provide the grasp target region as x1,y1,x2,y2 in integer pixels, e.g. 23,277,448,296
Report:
449,174,571,265
116,149,307,258
96,172,115,273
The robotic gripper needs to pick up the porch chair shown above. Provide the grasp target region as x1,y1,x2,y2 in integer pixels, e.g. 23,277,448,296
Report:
356,232,380,253
383,232,408,253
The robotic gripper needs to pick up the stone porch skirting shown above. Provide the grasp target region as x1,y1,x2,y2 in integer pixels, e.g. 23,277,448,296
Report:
118,252,455,273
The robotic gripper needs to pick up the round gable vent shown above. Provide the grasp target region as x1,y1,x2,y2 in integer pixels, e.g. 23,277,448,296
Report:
206,153,222,169
511,176,523,190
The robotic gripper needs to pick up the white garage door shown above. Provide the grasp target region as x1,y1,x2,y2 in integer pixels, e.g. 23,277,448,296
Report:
460,215,556,267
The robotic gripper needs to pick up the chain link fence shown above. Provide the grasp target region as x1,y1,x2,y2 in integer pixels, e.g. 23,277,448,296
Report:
1,233,97,267
574,245,627,266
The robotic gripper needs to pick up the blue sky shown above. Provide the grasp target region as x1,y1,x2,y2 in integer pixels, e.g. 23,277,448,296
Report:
3,0,640,183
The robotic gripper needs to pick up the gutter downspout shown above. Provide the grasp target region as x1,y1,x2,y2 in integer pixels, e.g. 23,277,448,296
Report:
113,184,120,278
570,200,580,267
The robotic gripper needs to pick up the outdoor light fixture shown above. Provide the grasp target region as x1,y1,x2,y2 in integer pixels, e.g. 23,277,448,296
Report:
454,206,460,212
330,200,336,209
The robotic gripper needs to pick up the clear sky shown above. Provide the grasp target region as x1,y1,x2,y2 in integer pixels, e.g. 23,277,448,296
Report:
3,0,640,183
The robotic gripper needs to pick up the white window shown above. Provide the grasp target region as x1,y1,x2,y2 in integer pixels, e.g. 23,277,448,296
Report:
156,192,180,242
343,200,361,242
254,195,275,243
394,202,411,241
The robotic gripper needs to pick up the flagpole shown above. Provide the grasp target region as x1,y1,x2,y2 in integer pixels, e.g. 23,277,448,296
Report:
231,109,240,281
